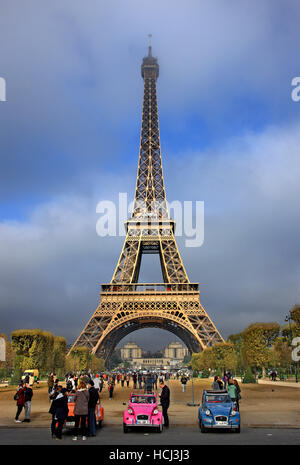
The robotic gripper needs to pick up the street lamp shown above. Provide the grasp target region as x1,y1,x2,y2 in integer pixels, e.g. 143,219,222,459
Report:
285,314,298,383
187,369,200,407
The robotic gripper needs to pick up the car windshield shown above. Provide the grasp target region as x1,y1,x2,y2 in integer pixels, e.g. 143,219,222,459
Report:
205,394,231,403
130,396,155,404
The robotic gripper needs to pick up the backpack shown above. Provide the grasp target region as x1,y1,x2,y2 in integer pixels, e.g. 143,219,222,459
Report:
14,392,19,401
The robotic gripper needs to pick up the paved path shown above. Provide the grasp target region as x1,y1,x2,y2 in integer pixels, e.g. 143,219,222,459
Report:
258,380,300,388
0,425,299,445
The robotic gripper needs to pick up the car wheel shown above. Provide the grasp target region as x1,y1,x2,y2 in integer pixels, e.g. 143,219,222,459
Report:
234,425,241,434
157,423,163,433
123,423,129,434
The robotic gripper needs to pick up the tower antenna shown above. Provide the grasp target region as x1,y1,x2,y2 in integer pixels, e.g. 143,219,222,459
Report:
148,33,152,56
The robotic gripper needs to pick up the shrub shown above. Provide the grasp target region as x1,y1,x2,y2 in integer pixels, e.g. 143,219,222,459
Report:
242,367,257,384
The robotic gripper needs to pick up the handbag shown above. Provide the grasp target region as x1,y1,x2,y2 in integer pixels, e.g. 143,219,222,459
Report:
14,392,19,401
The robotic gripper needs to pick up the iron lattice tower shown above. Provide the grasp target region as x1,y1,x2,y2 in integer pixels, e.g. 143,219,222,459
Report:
69,42,223,362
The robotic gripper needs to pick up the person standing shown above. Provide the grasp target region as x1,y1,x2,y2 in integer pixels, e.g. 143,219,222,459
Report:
93,374,101,391
133,372,137,389
233,379,241,411
126,373,130,388
121,373,125,387
14,382,26,423
47,373,54,395
211,375,220,390
227,379,238,407
138,372,143,389
159,381,170,428
181,375,188,392
72,381,90,441
108,377,115,400
23,383,33,422
49,387,69,440
87,380,99,437
153,373,158,390
222,372,228,389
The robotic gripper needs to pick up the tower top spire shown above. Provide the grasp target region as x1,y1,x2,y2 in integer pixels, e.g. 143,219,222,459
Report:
141,34,159,79
148,33,152,57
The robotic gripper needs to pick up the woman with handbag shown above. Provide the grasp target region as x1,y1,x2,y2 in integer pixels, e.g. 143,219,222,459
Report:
14,382,26,423
72,381,90,441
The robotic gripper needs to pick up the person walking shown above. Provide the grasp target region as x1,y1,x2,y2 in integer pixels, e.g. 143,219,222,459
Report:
49,387,69,440
121,373,125,387
108,377,115,400
138,372,143,389
126,373,130,388
153,373,158,390
133,372,137,389
87,380,99,437
181,374,188,393
23,383,33,422
159,381,170,428
14,382,26,423
72,381,90,441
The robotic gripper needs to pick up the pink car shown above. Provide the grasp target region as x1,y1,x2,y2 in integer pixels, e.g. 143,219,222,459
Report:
123,391,163,433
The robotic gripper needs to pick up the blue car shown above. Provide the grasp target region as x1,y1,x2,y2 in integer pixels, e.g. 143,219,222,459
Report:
198,390,240,433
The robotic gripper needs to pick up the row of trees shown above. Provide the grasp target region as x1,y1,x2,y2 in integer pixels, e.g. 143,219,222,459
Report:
0,329,105,382
191,305,300,377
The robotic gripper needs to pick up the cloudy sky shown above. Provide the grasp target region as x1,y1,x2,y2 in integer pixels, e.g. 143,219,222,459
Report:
1,0,300,351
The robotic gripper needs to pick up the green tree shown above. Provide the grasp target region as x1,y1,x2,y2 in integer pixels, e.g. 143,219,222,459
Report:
241,323,279,374
53,336,66,376
211,343,238,373
290,305,300,336
11,329,54,374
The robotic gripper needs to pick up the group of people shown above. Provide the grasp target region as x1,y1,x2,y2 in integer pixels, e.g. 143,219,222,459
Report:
211,373,241,411
48,376,100,440
14,381,33,423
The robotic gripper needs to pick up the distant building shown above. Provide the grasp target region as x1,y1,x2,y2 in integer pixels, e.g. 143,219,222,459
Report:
164,341,189,360
120,340,188,369
120,342,142,360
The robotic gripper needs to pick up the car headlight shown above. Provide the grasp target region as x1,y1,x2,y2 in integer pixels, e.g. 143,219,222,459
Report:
153,409,158,415
205,409,211,416
128,408,133,414
231,410,236,416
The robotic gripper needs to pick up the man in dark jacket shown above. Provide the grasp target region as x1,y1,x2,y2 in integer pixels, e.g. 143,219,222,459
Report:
23,383,33,422
49,387,69,439
87,380,99,437
159,381,170,428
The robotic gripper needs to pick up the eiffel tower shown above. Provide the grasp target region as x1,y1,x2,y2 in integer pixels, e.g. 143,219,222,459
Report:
69,39,223,362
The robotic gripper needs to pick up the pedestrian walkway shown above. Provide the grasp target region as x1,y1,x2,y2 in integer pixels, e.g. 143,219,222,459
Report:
258,379,300,388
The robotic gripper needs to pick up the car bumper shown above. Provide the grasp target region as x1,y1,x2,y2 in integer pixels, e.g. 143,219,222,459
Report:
207,424,240,429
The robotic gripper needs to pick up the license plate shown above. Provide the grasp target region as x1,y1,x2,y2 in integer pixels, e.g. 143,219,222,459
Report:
216,421,228,425
66,422,75,427
137,420,150,424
